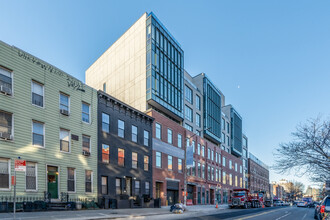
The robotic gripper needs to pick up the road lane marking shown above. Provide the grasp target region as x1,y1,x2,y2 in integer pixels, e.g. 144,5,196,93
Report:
275,212,291,220
236,209,280,220
302,213,307,219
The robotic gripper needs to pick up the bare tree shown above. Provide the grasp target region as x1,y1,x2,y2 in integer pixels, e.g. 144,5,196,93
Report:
284,181,304,200
274,117,330,183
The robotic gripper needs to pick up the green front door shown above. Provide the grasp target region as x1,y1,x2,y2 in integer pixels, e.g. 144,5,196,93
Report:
47,166,58,199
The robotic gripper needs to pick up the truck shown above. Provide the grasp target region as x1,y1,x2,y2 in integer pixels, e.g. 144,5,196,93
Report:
229,189,264,209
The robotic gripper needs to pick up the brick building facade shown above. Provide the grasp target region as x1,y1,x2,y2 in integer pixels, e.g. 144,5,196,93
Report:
248,153,270,195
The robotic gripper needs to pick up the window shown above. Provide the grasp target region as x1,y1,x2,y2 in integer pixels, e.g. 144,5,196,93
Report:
229,160,232,169
216,168,218,182
222,118,225,130
0,67,12,96
240,177,243,188
102,113,110,133
118,148,125,167
229,174,232,186
82,135,90,154
144,156,149,171
196,113,201,127
167,128,172,144
118,120,124,138
196,95,200,110
235,176,238,187
135,180,140,195
240,165,243,173
132,125,137,142
227,136,230,146
222,132,225,143
0,111,12,139
60,129,70,152
103,83,106,92
223,172,226,184
168,155,173,170
82,102,90,123
185,85,192,103
132,152,138,169
0,158,10,189
198,163,201,178
185,105,193,121
219,170,221,183
144,130,149,146
192,140,195,153
156,152,161,168
145,182,150,195
184,123,193,132
178,158,182,173
198,144,201,155
101,176,108,194
215,152,218,163
32,121,44,147
211,167,214,181
85,170,92,193
192,161,196,176
26,162,37,191
207,166,211,180
202,146,205,157
235,163,237,172
156,123,161,139
59,93,69,114
211,150,214,161
226,122,229,133
208,148,211,159
116,178,121,195
202,164,205,179
102,144,109,163
67,168,75,192
32,81,44,107
177,134,182,148
222,157,226,167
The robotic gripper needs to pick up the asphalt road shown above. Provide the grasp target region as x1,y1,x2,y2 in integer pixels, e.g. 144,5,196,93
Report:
189,206,315,220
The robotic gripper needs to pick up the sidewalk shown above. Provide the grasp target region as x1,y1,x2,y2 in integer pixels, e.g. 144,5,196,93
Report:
0,204,230,220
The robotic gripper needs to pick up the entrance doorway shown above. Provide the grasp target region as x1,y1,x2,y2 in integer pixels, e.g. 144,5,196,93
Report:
47,166,58,199
167,190,178,205
125,177,132,196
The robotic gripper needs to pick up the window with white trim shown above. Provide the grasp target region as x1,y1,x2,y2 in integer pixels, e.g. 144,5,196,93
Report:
132,125,137,143
60,93,69,114
177,134,182,148
82,135,90,154
85,170,92,193
144,155,149,171
60,129,70,152
32,81,44,107
102,113,110,133
32,121,44,147
156,152,161,168
118,120,124,138
178,158,183,173
156,123,161,139
26,162,37,191
168,155,173,170
0,158,10,189
144,130,149,146
82,102,90,123
0,111,12,140
0,67,12,96
167,128,172,144
67,168,75,192
132,152,138,169
145,182,150,195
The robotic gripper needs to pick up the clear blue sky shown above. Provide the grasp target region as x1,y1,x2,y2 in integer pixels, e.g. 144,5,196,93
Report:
1,0,330,188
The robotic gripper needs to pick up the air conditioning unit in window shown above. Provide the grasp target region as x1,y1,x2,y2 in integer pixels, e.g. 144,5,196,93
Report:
0,85,12,95
82,151,90,156
60,109,69,116
0,132,12,140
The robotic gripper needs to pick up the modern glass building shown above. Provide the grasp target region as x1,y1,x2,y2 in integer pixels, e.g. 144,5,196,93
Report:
230,107,243,157
86,12,184,122
146,12,184,120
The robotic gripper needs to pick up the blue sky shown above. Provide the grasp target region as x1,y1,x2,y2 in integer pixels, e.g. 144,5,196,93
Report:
1,0,329,188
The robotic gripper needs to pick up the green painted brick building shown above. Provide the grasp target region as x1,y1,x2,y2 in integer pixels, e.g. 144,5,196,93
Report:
0,40,97,201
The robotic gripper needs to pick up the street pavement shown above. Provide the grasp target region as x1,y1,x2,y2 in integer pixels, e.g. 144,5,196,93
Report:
0,205,316,220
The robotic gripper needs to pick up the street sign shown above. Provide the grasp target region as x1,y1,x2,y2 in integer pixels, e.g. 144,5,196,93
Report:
15,160,26,172
11,176,16,186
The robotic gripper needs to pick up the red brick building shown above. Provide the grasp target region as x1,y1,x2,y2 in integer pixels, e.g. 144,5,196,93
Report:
248,153,270,195
147,110,185,206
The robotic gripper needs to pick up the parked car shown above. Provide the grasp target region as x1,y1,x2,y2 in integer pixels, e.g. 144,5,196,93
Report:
314,195,330,220
274,201,283,206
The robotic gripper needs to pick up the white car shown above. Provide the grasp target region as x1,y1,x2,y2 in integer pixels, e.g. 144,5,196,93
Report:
297,201,307,207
